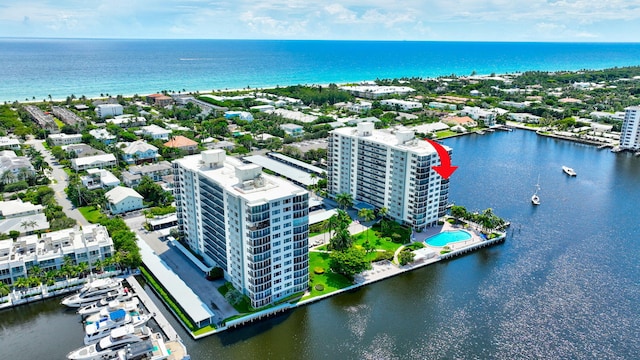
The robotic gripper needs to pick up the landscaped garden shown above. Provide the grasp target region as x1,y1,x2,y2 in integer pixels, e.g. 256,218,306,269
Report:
79,205,108,223
305,252,353,299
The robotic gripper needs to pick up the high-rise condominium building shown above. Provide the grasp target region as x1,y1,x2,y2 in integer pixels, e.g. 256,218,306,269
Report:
620,106,640,150
173,150,309,308
328,122,450,230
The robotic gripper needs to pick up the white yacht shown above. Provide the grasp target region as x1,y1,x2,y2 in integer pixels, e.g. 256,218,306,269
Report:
84,309,152,345
78,293,137,317
562,166,577,176
62,278,124,308
67,325,152,360
111,333,190,360
84,302,141,324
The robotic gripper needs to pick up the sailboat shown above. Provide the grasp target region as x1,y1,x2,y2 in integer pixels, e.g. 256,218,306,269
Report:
531,175,541,205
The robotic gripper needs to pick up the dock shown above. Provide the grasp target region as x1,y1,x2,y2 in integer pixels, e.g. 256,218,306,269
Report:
126,275,181,342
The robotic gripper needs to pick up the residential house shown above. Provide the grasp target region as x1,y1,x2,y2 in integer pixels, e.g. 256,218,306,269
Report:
224,111,254,121
71,154,117,171
0,137,21,151
164,135,198,154
380,99,423,111
47,133,83,146
0,199,49,236
250,104,275,112
81,169,120,190
146,94,174,107
107,114,147,128
428,102,457,111
122,140,159,164
460,106,496,126
280,123,305,137
140,124,171,140
442,116,478,128
347,101,373,113
121,161,173,187
509,113,541,123
0,151,35,183
105,187,144,214
89,128,116,145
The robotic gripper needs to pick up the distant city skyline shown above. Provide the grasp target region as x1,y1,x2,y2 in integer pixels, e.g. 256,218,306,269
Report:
1,1,639,42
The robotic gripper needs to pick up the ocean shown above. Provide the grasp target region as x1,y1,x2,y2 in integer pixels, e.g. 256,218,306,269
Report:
2,39,640,102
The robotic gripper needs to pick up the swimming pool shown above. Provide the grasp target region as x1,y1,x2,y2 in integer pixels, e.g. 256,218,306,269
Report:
425,230,472,247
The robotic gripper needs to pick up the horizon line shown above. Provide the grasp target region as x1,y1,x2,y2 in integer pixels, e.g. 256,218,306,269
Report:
1,36,640,44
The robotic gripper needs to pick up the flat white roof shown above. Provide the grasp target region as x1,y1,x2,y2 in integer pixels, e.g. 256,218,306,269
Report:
267,152,325,174
331,124,443,156
137,238,215,325
175,153,307,204
71,153,117,166
243,155,315,186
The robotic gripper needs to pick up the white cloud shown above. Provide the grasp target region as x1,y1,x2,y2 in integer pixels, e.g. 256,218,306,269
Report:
0,0,639,40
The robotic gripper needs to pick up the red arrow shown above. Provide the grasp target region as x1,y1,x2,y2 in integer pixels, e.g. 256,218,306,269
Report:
425,139,458,180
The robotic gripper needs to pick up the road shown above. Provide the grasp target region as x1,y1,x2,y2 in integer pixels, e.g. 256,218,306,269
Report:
26,138,88,227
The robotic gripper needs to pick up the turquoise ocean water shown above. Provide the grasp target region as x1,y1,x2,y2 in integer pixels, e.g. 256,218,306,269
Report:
1,39,640,102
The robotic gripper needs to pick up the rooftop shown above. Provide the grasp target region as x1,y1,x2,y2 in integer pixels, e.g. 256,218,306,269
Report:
106,186,143,204
175,151,307,204
164,135,198,148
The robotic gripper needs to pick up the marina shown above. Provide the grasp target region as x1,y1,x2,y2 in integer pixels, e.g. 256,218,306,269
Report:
57,276,189,359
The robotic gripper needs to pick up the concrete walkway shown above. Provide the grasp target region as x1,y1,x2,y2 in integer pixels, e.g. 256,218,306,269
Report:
126,275,181,341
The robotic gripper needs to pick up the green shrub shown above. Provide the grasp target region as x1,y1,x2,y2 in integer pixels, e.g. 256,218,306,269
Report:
374,250,394,262
313,267,325,275
314,284,324,291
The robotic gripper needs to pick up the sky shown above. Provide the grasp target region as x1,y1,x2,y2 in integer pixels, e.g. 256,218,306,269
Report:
1,1,640,42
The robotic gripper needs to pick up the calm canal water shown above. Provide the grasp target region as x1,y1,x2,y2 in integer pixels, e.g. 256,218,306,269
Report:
2,129,639,359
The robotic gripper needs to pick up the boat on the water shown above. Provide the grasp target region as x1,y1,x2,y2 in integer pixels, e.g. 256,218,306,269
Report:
62,278,124,308
110,332,191,360
84,304,142,325
68,325,152,360
84,309,152,345
531,175,541,205
78,293,137,317
562,166,577,176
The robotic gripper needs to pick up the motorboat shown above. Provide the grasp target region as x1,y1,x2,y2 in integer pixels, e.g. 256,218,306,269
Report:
84,309,152,345
562,166,577,176
67,325,152,360
78,292,137,317
531,175,541,205
110,332,190,360
62,278,124,308
84,302,141,325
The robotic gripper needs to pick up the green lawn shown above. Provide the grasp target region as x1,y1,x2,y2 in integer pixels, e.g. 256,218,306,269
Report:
305,252,352,299
79,206,107,223
352,229,404,253
53,118,64,129
435,130,459,138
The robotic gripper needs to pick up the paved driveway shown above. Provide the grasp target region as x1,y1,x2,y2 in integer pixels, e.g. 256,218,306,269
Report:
124,215,238,320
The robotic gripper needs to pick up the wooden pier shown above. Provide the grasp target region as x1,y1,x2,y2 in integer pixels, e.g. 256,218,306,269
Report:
126,275,181,342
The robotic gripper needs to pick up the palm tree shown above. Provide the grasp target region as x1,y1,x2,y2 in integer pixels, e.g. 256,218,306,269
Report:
0,282,10,297
20,220,38,234
330,228,352,251
309,173,318,198
335,192,354,210
358,209,376,241
13,277,30,291
1,170,16,184
378,207,389,232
